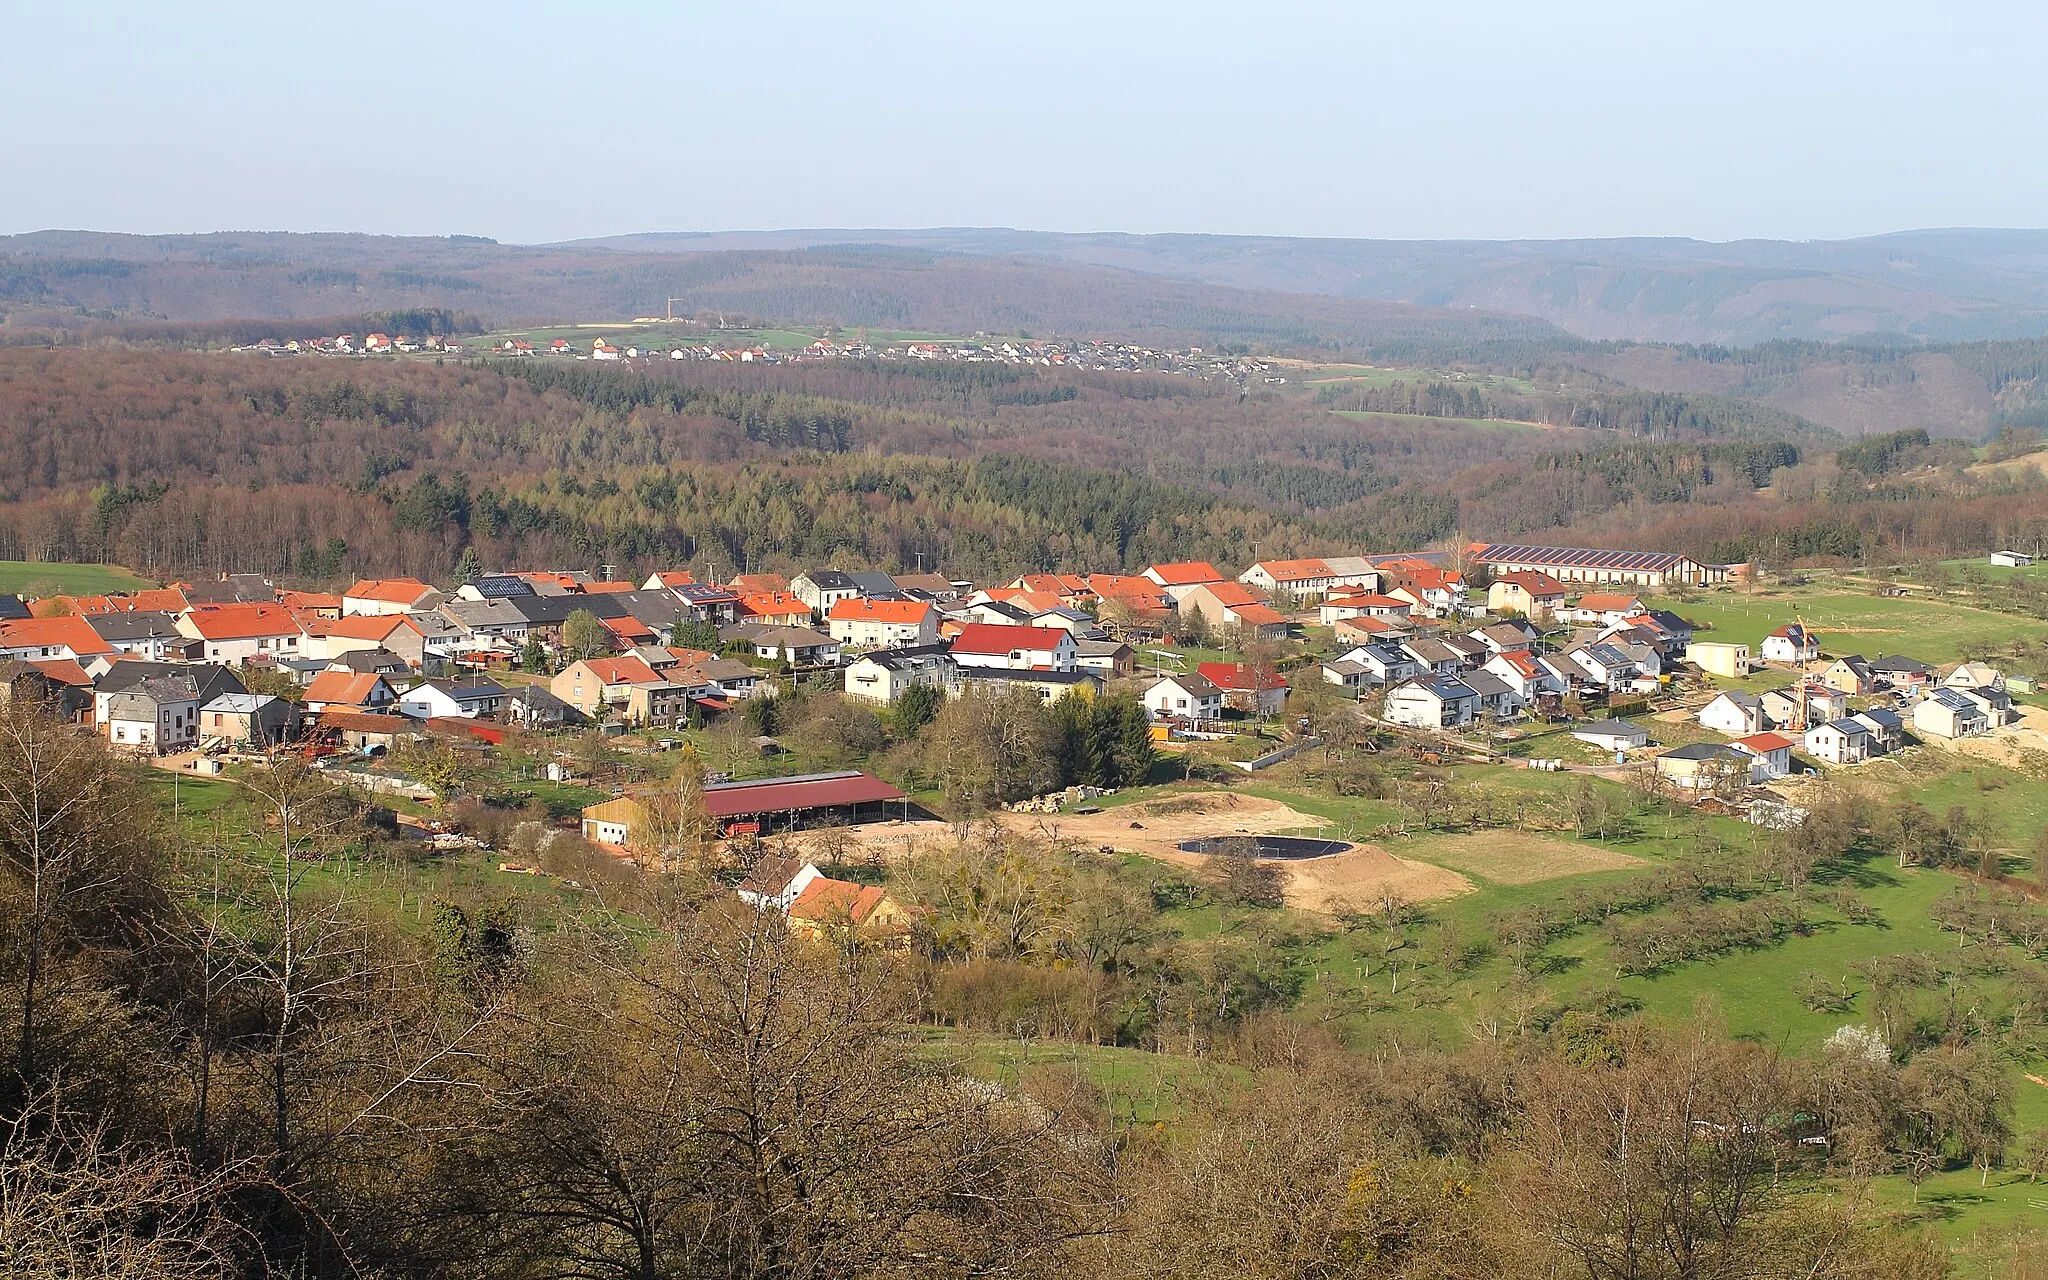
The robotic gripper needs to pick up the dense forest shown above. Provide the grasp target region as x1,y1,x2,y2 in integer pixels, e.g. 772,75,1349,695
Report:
0,349,2044,584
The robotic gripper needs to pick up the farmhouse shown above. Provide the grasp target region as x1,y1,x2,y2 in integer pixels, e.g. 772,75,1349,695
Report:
1178,582,1289,641
1466,543,1730,590
784,877,916,943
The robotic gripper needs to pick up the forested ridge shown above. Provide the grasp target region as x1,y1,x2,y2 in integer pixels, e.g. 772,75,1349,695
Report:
2,348,2047,583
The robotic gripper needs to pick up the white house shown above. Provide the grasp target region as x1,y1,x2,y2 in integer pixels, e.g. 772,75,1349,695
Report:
1143,673,1223,723
735,854,823,910
1572,720,1650,751
949,623,1077,673
825,598,939,650
1698,691,1768,737
398,677,507,720
1914,688,1990,739
102,674,201,752
1728,732,1794,779
842,645,955,704
1484,650,1564,700
1340,643,1420,686
1760,624,1820,665
1803,719,1871,765
1382,677,1480,730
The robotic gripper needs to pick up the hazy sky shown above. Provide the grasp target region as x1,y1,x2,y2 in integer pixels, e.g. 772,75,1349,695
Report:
6,2,2044,244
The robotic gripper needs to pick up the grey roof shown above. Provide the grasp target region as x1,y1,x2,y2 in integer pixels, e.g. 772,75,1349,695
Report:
84,611,182,642
1854,707,1903,729
1871,654,1933,673
1150,673,1222,698
1661,742,1744,762
1074,638,1131,657
1403,639,1461,665
202,693,282,714
1411,676,1478,701
97,661,245,703
333,647,409,672
1574,719,1646,740
693,658,764,682
1928,688,1981,712
1819,718,1869,736
470,574,536,599
1323,659,1369,677
1715,690,1764,708
184,574,275,604
115,674,201,705
418,676,506,700
1360,643,1412,666
798,569,859,591
721,623,838,649
0,595,29,621
506,684,570,710
972,600,1033,623
855,643,954,671
1460,671,1515,698
847,571,899,595
958,666,1099,687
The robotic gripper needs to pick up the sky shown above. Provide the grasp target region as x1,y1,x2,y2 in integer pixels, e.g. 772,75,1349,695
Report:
5,2,2045,245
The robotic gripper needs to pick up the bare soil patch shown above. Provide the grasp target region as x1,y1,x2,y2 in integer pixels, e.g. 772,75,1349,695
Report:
1000,790,1325,860
1276,845,1474,914
1401,831,1644,885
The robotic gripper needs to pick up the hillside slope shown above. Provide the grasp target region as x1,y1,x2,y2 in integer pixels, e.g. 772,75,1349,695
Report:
570,227,2048,346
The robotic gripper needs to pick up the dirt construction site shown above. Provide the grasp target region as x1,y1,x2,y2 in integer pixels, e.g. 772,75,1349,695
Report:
793,790,1646,916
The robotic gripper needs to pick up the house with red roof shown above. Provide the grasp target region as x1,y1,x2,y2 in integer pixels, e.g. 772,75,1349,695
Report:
1179,582,1289,642
550,655,689,724
302,670,399,713
785,876,915,944
0,615,117,662
1197,661,1289,716
826,597,939,650
343,578,439,617
1564,593,1649,626
1729,732,1794,779
734,591,813,627
1141,561,1227,604
640,570,698,591
301,613,427,668
948,623,1077,672
1486,571,1568,621
173,603,307,664
1318,588,1411,626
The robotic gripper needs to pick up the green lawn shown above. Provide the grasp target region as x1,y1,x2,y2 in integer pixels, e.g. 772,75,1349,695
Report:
1678,586,2040,665
0,560,154,597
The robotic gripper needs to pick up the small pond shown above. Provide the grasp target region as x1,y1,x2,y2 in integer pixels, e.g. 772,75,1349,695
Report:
1176,835,1353,860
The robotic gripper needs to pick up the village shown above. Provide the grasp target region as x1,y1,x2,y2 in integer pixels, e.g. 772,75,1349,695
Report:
229,329,1287,387
3,535,2041,935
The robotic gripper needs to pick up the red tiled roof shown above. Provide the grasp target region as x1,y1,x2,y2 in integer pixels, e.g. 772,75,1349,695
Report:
1732,732,1794,753
737,591,811,619
311,614,420,641
1198,661,1288,692
1252,558,1334,581
179,603,305,641
579,656,663,685
827,598,933,624
1197,582,1264,607
1576,593,1645,611
1229,603,1287,626
584,581,636,595
0,616,117,655
343,578,435,605
646,570,697,588
278,590,344,611
729,573,790,594
26,658,93,686
304,671,389,706
317,709,411,734
704,771,905,819
1493,571,1567,595
786,877,890,925
1147,561,1225,586
600,615,658,640
950,623,1071,655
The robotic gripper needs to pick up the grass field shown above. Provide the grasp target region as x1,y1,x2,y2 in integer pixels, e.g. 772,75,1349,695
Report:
1331,408,1547,432
0,559,154,597
1296,362,1538,395
1678,585,2040,665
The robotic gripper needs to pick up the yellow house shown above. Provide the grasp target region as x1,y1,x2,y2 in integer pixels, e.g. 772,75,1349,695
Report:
580,796,649,848
1685,641,1752,679
784,876,916,945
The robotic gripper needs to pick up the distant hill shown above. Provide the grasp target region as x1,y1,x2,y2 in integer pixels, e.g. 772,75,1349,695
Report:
566,227,2048,346
0,231,1574,364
